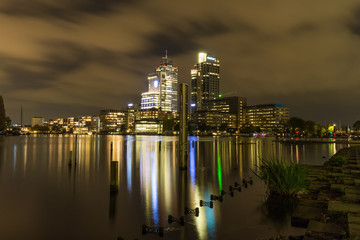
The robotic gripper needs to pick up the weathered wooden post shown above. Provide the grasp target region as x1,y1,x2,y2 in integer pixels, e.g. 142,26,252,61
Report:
110,141,118,194
74,134,78,166
110,161,119,194
68,150,73,167
110,141,113,161
109,191,117,219
109,141,118,219
179,83,189,170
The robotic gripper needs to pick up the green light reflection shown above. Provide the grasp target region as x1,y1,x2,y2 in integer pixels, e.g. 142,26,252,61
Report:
217,143,222,194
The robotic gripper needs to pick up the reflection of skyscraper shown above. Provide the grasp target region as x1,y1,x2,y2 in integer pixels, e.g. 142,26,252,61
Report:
191,52,220,111
141,52,178,113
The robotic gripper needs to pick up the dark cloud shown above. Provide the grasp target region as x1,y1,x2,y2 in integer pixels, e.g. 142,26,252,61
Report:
0,41,146,92
71,0,134,14
1,64,52,89
1,0,360,125
145,32,199,57
289,22,318,35
141,19,249,57
348,7,360,35
0,0,137,22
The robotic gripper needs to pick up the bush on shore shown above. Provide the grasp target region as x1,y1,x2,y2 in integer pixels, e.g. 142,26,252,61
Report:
254,159,308,198
326,155,347,166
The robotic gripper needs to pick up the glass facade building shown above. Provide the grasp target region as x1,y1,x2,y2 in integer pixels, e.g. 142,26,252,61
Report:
191,52,220,111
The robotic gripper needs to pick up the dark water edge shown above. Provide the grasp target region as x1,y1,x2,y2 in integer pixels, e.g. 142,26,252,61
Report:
0,135,349,240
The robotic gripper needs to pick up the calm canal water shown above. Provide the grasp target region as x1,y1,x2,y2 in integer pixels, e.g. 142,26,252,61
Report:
0,135,349,240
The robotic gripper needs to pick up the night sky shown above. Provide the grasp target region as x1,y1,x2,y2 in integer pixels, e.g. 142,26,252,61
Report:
0,0,359,125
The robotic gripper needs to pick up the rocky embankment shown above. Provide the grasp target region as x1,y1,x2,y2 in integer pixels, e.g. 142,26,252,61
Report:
290,146,360,239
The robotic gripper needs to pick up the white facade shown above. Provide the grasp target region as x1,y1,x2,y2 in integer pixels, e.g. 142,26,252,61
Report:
135,121,163,135
141,91,160,110
141,54,178,112
31,117,45,127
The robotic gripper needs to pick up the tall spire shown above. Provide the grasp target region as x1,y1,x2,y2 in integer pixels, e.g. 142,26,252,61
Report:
160,50,172,65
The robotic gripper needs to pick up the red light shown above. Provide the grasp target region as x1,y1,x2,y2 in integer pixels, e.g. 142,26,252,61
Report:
296,131,299,134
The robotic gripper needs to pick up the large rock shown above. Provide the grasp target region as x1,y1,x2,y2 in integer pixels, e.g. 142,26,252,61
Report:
291,206,324,228
328,201,360,214
348,213,360,239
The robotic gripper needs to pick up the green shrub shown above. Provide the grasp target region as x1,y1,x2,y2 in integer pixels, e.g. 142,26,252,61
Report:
327,155,347,166
254,158,308,198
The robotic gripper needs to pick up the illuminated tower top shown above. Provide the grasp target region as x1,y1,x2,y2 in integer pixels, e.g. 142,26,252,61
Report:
141,52,178,112
191,52,220,111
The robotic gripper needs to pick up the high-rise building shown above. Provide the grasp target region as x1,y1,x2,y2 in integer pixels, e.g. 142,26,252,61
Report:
191,52,220,111
141,52,178,113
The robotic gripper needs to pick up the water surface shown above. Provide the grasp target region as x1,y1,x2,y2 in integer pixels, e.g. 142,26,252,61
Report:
0,135,348,239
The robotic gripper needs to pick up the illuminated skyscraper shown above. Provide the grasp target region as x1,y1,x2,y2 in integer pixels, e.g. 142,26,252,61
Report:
190,52,220,111
141,52,178,113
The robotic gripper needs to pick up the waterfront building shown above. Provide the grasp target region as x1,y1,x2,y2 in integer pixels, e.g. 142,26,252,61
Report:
141,53,178,113
48,116,99,133
126,103,139,134
99,110,128,134
48,118,64,126
191,110,237,133
134,108,177,135
90,116,100,133
135,120,163,135
73,116,99,134
245,104,289,133
202,96,247,130
31,117,45,127
191,52,220,111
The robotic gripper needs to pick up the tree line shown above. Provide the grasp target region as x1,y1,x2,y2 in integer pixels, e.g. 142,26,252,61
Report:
286,117,360,137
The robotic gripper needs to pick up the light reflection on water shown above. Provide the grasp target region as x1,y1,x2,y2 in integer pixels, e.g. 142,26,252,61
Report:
0,135,349,240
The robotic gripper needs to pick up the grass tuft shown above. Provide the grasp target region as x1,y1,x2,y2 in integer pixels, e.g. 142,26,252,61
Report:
253,158,309,198
327,155,348,166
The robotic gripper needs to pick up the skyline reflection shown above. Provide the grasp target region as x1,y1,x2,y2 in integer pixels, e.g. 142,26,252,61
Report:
0,135,349,240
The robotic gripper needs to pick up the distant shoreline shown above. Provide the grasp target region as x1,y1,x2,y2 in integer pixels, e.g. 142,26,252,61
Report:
275,137,360,145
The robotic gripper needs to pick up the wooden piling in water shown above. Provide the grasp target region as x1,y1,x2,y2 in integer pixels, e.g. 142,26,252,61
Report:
110,141,113,161
68,150,73,166
110,161,119,194
179,83,189,170
74,135,78,166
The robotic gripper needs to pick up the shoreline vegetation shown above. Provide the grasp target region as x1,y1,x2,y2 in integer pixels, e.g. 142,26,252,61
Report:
265,146,360,240
254,158,309,198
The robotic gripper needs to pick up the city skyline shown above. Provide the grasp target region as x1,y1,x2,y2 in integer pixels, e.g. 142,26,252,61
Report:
0,1,360,125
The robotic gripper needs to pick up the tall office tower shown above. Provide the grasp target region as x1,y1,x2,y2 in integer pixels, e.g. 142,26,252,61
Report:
191,52,220,111
141,52,178,113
